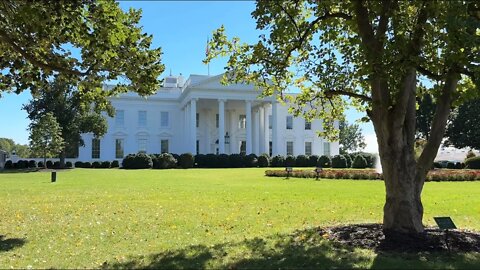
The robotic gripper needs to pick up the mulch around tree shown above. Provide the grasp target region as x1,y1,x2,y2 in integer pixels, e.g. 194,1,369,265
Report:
323,223,480,253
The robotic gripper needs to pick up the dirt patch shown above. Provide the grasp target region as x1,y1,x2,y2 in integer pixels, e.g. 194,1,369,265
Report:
325,223,480,253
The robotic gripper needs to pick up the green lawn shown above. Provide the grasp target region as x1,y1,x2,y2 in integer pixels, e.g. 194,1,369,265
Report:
1,168,480,269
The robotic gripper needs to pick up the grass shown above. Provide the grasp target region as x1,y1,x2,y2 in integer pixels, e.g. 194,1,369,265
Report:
0,168,480,269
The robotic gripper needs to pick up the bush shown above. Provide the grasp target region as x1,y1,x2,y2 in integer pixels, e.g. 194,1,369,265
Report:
101,161,111,168
433,162,442,169
28,160,37,168
217,154,230,168
354,152,376,168
257,154,270,167
245,154,258,167
194,154,206,168
446,162,456,169
308,155,319,167
83,161,92,168
285,155,296,167
317,155,331,168
154,153,176,169
46,160,53,169
38,161,44,168
229,154,244,168
4,160,13,169
122,153,153,169
171,154,180,165
16,160,27,169
465,156,480,169
204,154,218,168
65,161,73,168
455,162,465,169
331,155,348,168
296,155,309,167
74,161,83,168
92,161,101,168
466,150,476,161
178,153,194,169
352,155,368,169
111,160,120,168
345,155,353,168
271,155,285,167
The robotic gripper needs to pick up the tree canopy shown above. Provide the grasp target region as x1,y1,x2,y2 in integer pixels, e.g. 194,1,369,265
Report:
206,0,480,236
445,99,480,150
339,120,366,154
29,113,64,166
0,0,164,110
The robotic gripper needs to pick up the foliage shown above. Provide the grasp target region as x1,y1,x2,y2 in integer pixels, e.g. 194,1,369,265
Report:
308,155,319,167
217,154,231,168
296,155,309,167
331,155,347,169
111,160,120,168
344,154,352,168
317,155,331,168
416,94,435,140
465,157,480,169
74,161,83,168
285,155,296,167
339,121,366,154
122,153,153,169
257,153,270,167
466,150,477,161
65,161,73,168
28,160,37,168
178,153,194,169
445,99,480,151
0,138,31,157
46,160,53,169
229,154,244,168
28,113,64,163
244,154,258,168
0,0,164,106
352,155,368,169
4,160,13,169
153,153,177,169
271,155,285,168
37,161,44,168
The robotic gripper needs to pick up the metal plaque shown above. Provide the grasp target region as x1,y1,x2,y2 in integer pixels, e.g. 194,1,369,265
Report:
434,217,457,230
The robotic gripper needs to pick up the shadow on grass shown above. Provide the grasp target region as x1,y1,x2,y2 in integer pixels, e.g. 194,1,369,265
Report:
100,226,480,269
0,168,40,174
0,235,26,252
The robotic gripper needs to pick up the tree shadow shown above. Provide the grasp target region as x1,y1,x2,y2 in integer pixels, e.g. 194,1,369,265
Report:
0,168,40,174
0,235,26,252
101,226,480,269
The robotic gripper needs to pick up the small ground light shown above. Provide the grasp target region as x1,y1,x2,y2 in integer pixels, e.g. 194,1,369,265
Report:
285,167,293,179
51,171,57,183
315,167,323,180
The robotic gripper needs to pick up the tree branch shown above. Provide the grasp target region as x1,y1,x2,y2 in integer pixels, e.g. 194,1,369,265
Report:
0,28,89,77
417,65,442,81
324,89,372,102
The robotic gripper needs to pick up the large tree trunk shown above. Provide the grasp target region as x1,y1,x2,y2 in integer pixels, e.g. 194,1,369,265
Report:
59,151,66,168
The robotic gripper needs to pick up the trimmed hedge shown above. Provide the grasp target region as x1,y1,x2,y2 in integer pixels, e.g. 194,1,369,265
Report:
257,154,270,167
179,153,194,169
111,160,120,168
296,155,309,167
308,155,319,167
122,153,153,169
331,155,347,168
285,155,296,167
317,155,331,168
65,161,73,168
466,157,480,169
352,155,368,169
245,154,258,168
271,155,285,167
153,153,176,169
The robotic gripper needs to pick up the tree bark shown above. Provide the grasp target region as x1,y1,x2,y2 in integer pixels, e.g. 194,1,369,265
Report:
59,151,66,169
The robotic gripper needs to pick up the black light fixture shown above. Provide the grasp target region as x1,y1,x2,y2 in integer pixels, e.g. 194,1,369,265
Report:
224,132,230,145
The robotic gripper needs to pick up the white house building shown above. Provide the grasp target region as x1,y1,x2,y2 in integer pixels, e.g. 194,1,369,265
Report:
77,74,339,161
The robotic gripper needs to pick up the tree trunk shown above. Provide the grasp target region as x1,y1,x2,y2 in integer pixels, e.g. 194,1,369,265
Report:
59,151,66,168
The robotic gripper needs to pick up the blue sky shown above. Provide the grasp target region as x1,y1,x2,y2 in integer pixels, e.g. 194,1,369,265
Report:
0,1,377,152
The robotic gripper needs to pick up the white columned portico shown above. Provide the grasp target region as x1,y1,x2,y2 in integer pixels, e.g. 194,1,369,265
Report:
218,99,225,154
253,108,260,155
245,100,252,154
272,100,278,155
190,98,197,154
263,104,269,155
229,110,236,154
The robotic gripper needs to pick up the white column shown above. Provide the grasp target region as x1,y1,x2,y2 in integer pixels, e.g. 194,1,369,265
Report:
184,104,190,153
259,106,265,154
190,99,197,154
254,108,260,155
264,104,270,155
218,99,225,154
204,109,210,154
272,100,278,155
245,100,252,154
229,110,236,154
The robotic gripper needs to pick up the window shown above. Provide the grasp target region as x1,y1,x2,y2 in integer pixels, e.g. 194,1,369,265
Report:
216,114,219,128
196,140,200,155
240,141,246,155
269,115,272,129
239,115,246,129
160,139,169,153
138,111,147,127
269,141,272,156
196,113,199,128
286,116,293,130
305,120,311,130
92,138,100,159
305,142,312,156
115,110,124,127
286,141,294,156
138,138,148,153
160,112,169,128
115,139,124,159
323,142,331,156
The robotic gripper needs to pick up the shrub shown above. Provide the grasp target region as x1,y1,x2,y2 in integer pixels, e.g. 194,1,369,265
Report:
455,162,465,169
65,161,73,168
229,154,244,168
317,155,331,168
331,155,348,168
122,153,153,169
345,155,353,168
465,156,480,169
296,155,309,167
257,154,270,167
28,160,37,168
92,161,101,168
74,161,83,168
16,160,27,169
271,155,285,167
433,162,442,169
217,154,230,168
446,162,456,169
245,154,258,167
155,153,176,169
111,160,120,168
53,161,61,169
308,155,319,167
352,155,368,169
83,161,92,168
37,161,44,168
285,155,296,167
46,160,53,169
355,152,376,168
178,153,194,169
101,161,111,168
204,154,218,168
4,160,13,169
466,150,476,161
171,154,180,165
194,154,206,168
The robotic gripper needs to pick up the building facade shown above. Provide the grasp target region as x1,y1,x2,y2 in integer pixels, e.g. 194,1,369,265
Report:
78,74,339,161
